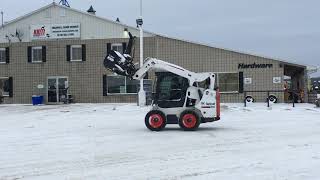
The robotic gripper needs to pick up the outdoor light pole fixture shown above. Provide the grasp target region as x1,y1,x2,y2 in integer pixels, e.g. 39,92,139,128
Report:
137,0,146,107
1,11,3,28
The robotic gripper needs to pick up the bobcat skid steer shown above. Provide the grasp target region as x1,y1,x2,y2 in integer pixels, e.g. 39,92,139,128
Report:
104,33,221,131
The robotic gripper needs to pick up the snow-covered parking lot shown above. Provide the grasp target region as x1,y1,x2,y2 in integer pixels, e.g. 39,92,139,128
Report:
0,103,320,180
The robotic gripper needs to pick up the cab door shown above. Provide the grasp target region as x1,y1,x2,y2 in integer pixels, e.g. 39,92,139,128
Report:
154,72,189,108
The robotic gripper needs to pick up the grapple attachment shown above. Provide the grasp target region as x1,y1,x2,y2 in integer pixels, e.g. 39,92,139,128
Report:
104,50,137,78
103,32,137,78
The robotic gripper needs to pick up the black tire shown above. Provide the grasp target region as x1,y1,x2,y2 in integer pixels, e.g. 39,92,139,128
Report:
179,110,201,131
145,110,166,131
268,95,278,103
245,96,255,103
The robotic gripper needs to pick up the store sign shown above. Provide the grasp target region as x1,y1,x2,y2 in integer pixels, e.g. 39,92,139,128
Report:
31,23,80,40
50,23,80,39
31,25,49,39
273,77,281,84
238,63,273,69
37,84,44,89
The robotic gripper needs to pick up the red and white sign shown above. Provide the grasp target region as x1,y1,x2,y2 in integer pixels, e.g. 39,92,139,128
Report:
31,25,48,39
30,23,80,40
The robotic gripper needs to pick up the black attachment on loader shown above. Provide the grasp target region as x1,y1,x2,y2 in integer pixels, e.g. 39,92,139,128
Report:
103,32,137,78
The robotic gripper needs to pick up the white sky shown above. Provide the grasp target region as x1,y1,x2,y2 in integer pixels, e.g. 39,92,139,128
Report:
1,0,320,76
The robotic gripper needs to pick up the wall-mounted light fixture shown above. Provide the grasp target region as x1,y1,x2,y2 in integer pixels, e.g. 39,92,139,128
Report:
123,28,129,38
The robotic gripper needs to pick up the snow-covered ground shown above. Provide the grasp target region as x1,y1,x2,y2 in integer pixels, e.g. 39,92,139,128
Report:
0,103,319,180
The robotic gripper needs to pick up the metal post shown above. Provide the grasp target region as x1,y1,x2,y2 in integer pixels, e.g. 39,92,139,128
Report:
137,0,146,107
140,0,143,16
293,91,295,108
244,91,247,107
267,91,270,107
1,11,3,28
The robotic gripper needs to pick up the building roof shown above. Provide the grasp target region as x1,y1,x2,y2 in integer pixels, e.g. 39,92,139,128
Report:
2,2,309,69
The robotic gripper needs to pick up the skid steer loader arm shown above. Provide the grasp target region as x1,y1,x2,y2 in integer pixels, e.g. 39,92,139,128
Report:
103,31,215,87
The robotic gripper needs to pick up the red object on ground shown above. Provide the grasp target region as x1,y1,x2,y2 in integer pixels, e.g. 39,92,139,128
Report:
216,89,221,118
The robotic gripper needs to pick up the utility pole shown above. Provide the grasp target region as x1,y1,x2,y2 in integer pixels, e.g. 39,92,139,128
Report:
137,0,146,106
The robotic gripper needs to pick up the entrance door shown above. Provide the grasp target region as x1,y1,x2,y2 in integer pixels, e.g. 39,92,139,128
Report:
47,77,68,103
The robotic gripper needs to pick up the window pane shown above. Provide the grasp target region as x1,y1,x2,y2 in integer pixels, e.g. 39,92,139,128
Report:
107,76,126,94
158,76,172,100
218,73,239,92
71,46,82,60
112,44,123,53
0,50,5,63
48,78,57,103
0,78,9,96
197,75,218,89
158,75,186,101
58,78,68,102
126,79,139,93
32,48,42,62
36,49,42,61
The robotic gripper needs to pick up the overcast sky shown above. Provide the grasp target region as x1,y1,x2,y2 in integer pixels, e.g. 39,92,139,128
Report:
1,0,320,76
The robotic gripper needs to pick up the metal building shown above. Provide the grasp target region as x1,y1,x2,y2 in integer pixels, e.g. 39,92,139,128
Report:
0,3,308,104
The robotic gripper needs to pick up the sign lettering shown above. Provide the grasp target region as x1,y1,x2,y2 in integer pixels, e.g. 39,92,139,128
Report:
238,63,273,69
30,23,80,40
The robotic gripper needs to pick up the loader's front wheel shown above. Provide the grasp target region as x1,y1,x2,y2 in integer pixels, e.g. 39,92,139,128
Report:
179,110,200,131
145,110,166,131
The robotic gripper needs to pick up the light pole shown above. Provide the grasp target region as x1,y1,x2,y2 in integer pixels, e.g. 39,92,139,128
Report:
1,11,3,28
137,0,146,106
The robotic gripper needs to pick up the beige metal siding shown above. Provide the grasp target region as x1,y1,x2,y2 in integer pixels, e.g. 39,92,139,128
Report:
0,37,156,104
153,36,285,102
1,35,307,104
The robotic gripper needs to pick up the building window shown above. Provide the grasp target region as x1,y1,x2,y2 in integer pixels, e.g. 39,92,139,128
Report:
217,73,239,92
0,77,10,97
28,46,46,63
111,43,123,53
71,45,83,61
0,48,6,64
32,46,43,63
106,75,139,94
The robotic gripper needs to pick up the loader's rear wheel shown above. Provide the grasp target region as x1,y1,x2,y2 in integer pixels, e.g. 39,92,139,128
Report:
145,110,166,131
179,110,200,131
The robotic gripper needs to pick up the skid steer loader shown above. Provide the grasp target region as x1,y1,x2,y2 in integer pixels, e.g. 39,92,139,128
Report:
104,33,221,131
